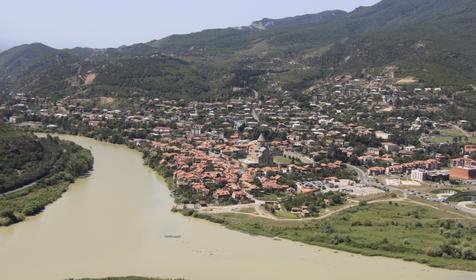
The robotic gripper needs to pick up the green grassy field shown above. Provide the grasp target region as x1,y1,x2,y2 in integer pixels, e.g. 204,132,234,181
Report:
273,156,292,164
196,202,476,271
429,129,476,144
274,209,300,219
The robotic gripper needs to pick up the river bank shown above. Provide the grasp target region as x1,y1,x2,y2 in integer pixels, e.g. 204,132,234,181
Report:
194,201,476,272
139,137,476,272
0,135,94,226
39,133,476,273
1,134,474,280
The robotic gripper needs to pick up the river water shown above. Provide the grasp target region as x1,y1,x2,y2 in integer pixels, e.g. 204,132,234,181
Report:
0,135,474,280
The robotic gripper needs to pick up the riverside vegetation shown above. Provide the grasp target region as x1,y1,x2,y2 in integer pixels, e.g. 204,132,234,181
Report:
195,202,476,271
0,122,94,226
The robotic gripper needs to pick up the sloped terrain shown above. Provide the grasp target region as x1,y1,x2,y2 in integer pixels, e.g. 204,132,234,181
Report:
0,0,475,99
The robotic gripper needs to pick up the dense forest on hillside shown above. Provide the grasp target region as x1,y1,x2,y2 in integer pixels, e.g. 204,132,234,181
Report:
91,56,211,99
0,122,94,226
1,0,475,101
0,123,62,193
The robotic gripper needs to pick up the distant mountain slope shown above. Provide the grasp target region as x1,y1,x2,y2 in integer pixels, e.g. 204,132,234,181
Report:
0,43,59,76
249,10,348,30
317,0,476,84
147,10,348,56
0,43,89,97
0,0,475,99
149,0,476,85
0,44,212,99
150,0,475,54
90,54,212,99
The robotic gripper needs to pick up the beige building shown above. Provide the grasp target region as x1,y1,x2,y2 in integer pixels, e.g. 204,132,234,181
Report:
411,169,427,182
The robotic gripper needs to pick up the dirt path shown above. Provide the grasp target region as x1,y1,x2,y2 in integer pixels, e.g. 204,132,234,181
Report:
199,193,476,222
405,198,476,220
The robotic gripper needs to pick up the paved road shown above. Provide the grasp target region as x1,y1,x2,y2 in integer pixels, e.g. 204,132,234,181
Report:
251,108,260,123
455,202,476,217
252,89,259,99
346,164,406,196
2,182,37,196
346,164,369,185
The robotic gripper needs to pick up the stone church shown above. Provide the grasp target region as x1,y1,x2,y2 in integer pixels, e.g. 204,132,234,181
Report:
242,134,274,167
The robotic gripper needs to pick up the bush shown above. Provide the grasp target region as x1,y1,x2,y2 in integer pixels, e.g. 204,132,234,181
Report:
351,221,362,227
182,208,195,216
427,247,443,257
462,248,475,260
332,235,346,245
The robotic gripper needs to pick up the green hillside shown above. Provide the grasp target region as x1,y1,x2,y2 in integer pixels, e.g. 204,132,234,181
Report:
0,0,475,99
90,55,211,99
0,122,94,226
151,0,476,86
0,43,57,75
0,122,62,194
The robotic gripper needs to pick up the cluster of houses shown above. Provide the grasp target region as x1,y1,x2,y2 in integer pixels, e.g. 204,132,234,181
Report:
3,70,475,207
153,133,294,203
367,159,439,176
150,132,354,204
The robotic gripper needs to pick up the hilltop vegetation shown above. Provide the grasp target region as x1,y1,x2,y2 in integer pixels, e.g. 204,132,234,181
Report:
91,55,211,99
152,0,476,87
0,0,475,100
0,122,63,193
0,122,94,226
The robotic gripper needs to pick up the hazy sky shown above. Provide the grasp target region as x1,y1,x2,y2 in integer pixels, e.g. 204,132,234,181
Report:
1,0,380,50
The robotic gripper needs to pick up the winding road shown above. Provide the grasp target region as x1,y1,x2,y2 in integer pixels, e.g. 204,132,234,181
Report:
456,202,476,217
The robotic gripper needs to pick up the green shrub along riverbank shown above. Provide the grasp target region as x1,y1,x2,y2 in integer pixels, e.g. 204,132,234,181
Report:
0,124,94,226
194,202,476,272
0,123,63,193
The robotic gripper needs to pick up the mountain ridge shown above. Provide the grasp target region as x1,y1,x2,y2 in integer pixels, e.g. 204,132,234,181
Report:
1,0,475,99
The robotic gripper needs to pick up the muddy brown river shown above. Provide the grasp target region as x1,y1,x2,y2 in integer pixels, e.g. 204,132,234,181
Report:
0,135,475,280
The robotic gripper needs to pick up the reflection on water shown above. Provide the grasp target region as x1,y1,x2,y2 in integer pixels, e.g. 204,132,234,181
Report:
0,135,474,280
